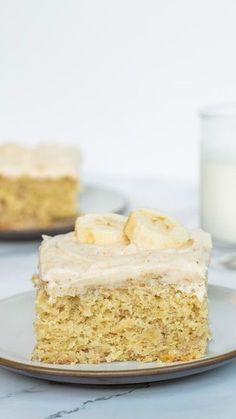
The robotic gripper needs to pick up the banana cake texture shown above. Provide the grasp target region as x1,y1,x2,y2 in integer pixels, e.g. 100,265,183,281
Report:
32,209,212,364
0,143,80,229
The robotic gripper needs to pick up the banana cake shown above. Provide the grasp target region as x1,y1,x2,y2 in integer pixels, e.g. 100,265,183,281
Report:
0,143,80,229
32,209,212,364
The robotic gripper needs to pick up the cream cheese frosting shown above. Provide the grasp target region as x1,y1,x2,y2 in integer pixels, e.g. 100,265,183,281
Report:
39,229,212,301
0,143,80,178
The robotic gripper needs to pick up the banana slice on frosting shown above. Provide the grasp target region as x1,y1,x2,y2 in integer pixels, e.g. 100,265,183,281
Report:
75,213,129,245
124,208,189,249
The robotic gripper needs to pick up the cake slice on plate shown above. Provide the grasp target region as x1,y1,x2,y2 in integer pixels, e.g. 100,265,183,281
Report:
32,209,211,364
0,143,80,229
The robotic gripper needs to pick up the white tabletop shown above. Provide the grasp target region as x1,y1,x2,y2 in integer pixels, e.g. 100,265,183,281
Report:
0,176,235,419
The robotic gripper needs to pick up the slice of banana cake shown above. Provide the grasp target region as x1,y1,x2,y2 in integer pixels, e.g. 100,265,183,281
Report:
0,143,80,229
32,209,211,364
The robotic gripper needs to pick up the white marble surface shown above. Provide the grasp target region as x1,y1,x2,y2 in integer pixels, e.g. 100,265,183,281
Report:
0,176,235,419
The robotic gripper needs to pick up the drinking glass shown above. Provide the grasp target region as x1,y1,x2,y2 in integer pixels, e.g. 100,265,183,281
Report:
200,104,236,268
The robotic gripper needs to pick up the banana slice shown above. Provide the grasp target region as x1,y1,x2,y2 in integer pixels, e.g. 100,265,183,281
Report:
75,213,129,245
124,208,189,249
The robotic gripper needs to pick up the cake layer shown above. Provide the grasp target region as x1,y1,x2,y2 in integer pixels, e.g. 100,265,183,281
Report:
0,176,78,228
32,281,209,364
39,229,211,300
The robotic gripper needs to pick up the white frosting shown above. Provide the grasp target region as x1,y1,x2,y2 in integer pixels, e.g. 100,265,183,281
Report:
39,229,211,301
0,143,80,178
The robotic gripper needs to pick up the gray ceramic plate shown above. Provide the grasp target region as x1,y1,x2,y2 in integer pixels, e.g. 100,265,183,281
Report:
0,184,127,240
0,284,235,385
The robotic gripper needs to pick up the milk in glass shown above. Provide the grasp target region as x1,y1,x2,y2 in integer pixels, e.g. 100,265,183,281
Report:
201,152,236,244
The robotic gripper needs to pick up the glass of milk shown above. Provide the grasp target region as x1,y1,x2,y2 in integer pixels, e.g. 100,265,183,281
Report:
201,105,236,265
